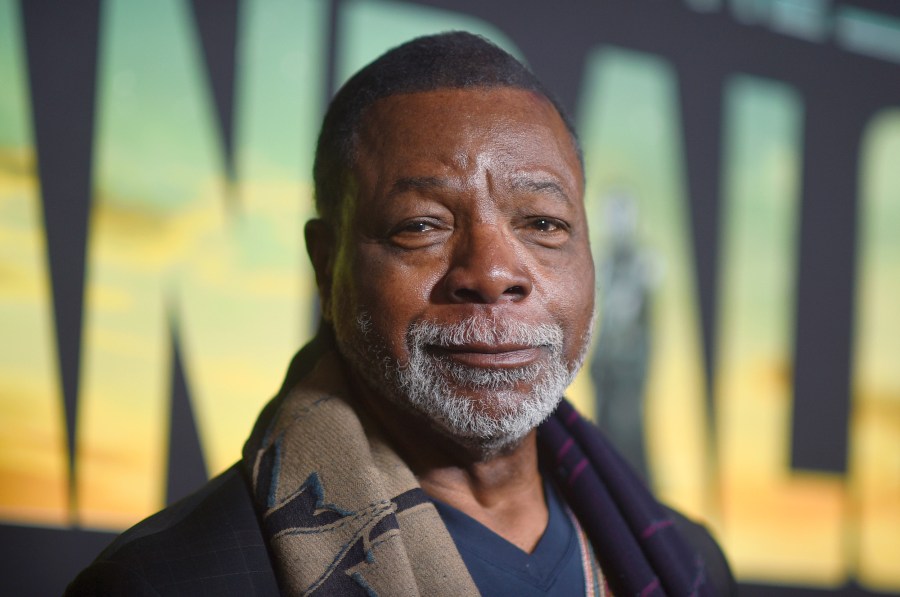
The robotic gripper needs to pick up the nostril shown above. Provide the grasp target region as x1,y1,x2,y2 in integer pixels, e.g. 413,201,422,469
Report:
505,285,525,296
452,288,484,303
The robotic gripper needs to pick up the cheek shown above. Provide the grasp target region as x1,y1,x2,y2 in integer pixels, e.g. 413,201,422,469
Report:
354,250,432,309
543,251,595,354
351,249,444,353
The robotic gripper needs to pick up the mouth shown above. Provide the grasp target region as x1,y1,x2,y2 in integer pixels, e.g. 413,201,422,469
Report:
427,343,547,369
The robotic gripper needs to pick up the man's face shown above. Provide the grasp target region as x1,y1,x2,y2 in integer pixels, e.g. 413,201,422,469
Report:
317,87,595,451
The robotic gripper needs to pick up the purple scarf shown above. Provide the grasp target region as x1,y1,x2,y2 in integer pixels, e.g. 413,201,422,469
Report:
539,399,714,597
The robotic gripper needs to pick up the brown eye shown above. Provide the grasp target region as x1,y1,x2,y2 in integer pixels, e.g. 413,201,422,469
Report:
389,218,440,237
399,221,435,233
387,218,450,250
527,217,569,233
518,216,570,248
532,218,560,232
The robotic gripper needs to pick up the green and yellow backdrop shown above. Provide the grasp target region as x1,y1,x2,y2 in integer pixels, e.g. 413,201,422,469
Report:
1,0,898,594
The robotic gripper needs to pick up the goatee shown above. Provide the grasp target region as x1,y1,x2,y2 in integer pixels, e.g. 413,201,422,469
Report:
337,312,591,455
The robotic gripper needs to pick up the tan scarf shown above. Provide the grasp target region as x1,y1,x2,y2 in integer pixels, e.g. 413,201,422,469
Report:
244,334,722,596
243,343,479,596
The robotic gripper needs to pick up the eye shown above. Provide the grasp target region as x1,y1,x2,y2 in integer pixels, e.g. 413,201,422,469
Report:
525,216,569,234
519,216,570,247
530,218,563,232
387,217,450,249
397,220,435,234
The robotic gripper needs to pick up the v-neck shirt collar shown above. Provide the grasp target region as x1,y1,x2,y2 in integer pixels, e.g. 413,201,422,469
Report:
430,479,584,595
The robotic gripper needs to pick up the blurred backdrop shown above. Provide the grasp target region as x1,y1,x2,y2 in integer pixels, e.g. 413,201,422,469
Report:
1,0,899,594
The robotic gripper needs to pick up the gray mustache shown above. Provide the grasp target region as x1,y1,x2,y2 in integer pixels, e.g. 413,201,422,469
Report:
407,317,564,350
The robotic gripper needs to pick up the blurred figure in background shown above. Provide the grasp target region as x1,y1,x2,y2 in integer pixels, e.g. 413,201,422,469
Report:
591,191,657,480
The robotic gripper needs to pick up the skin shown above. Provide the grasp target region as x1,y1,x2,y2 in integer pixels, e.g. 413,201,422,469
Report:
305,87,595,552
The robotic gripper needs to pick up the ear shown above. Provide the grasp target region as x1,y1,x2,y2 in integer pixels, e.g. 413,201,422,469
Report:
304,218,336,321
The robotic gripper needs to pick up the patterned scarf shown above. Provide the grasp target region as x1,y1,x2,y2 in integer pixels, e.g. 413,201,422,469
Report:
243,335,714,596
539,400,713,596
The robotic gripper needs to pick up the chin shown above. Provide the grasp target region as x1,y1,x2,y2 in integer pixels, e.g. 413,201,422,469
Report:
442,427,532,460
400,384,564,458
412,405,537,460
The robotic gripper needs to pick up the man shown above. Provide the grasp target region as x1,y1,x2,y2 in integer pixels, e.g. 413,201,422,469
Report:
68,32,734,596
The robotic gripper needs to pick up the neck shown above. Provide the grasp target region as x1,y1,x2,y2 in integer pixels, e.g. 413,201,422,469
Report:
417,432,549,553
346,364,549,553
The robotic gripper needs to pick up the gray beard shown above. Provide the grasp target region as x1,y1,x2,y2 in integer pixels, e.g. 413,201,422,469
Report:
338,312,587,454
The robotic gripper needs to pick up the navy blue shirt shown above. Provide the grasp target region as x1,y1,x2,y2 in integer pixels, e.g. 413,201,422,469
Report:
432,482,585,596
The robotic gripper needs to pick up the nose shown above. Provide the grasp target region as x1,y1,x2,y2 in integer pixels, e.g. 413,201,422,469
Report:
442,224,532,304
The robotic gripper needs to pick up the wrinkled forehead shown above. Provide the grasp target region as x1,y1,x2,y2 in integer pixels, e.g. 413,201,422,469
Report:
356,87,580,160
349,88,584,201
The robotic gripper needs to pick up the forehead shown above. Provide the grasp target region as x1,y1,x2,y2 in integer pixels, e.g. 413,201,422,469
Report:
351,87,583,198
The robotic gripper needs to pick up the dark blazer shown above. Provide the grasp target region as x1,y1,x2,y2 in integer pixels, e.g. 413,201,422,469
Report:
66,464,278,596
67,463,735,596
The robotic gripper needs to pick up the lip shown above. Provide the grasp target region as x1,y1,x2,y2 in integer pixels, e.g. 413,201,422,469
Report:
428,343,546,368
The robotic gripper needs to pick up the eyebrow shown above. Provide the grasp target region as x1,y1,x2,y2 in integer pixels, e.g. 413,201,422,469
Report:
510,177,572,205
387,176,450,198
386,175,573,204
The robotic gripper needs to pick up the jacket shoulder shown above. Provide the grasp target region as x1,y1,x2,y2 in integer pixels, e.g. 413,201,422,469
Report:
667,506,738,596
65,464,278,596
